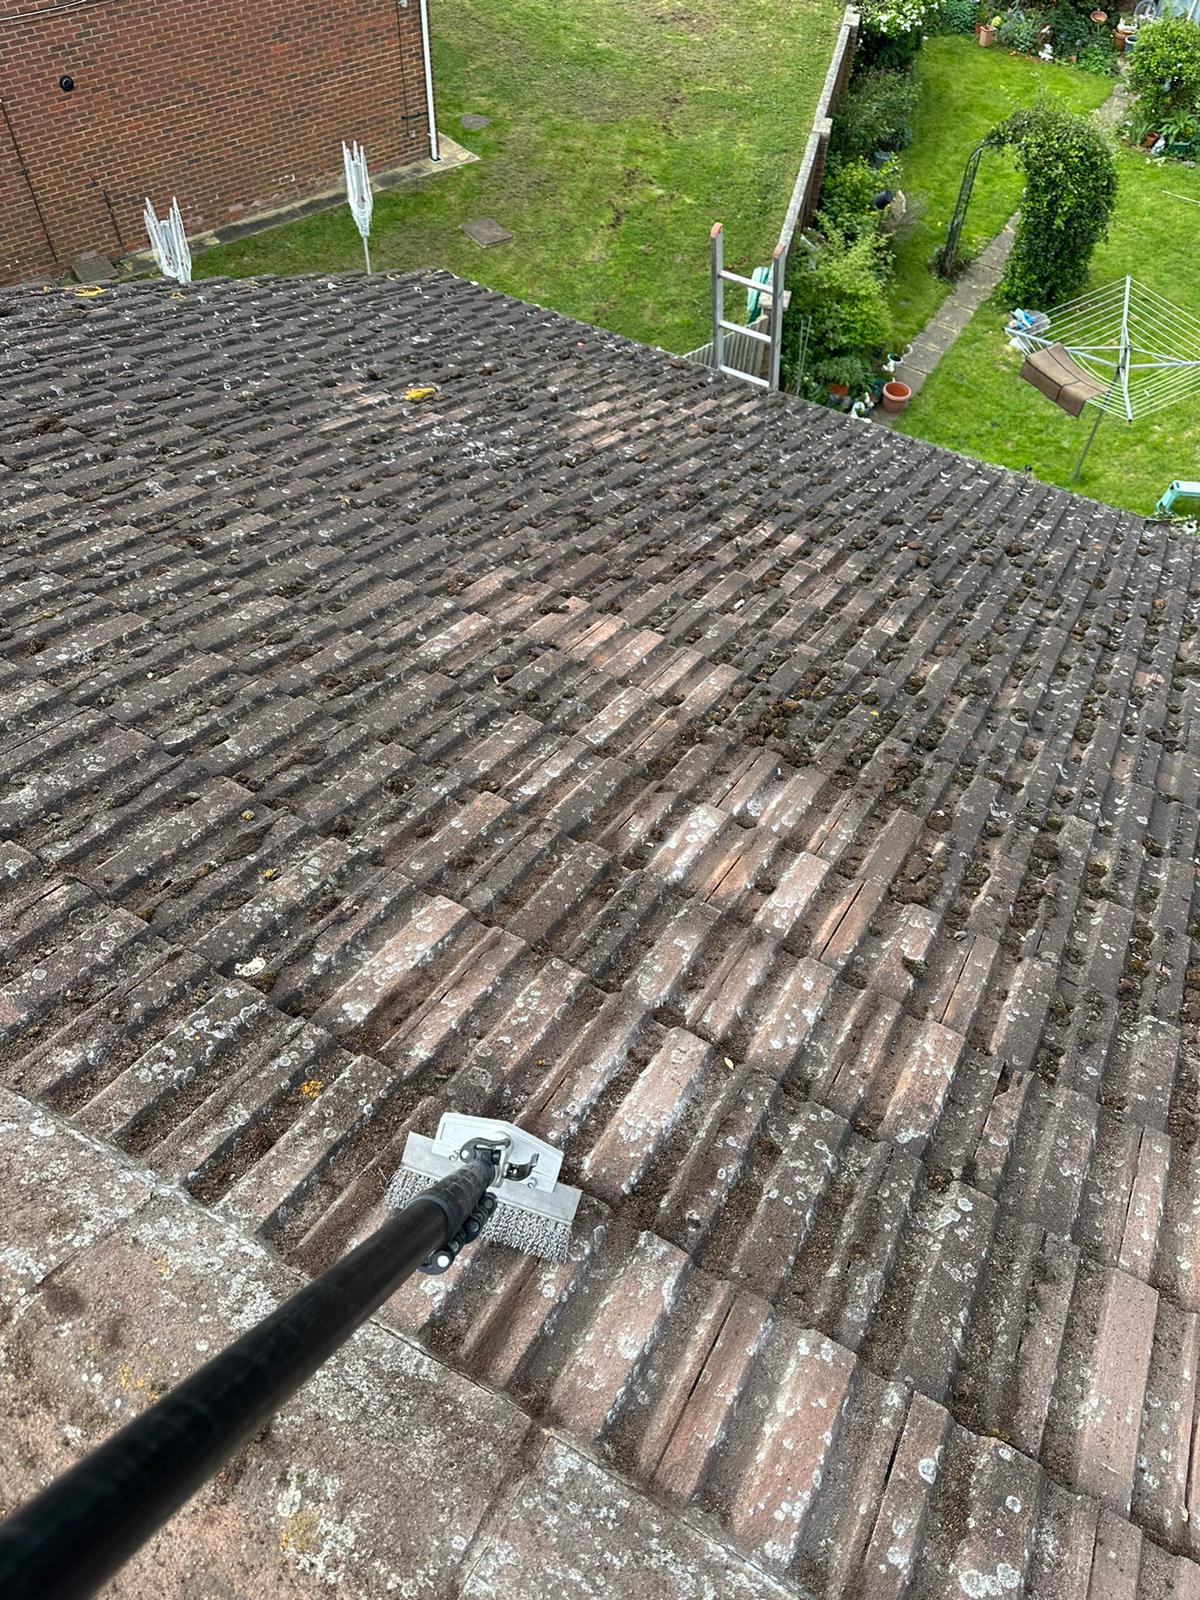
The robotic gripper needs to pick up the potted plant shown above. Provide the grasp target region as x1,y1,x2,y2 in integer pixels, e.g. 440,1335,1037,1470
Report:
882,379,913,413
979,13,1001,45
1161,109,1199,154
819,354,872,402
1115,14,1136,50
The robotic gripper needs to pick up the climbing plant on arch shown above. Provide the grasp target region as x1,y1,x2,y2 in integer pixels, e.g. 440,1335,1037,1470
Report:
935,101,1117,307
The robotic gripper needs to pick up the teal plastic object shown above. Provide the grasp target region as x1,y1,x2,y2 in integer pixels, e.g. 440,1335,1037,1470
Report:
1155,480,1200,516
746,265,771,323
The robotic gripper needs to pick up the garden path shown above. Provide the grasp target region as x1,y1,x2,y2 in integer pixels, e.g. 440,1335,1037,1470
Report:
883,212,1019,405
877,71,1129,421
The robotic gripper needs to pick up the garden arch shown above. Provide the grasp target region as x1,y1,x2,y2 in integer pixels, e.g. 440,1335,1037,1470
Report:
932,103,1117,305
933,135,996,279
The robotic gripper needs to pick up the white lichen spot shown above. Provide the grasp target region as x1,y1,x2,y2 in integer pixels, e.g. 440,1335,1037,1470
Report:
958,1563,1022,1597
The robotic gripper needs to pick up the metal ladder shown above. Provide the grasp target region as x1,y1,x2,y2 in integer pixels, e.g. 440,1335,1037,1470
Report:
709,224,785,391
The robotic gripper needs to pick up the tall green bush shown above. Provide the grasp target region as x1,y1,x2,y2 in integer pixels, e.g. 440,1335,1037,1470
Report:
786,228,893,360
1048,6,1091,55
934,0,977,34
830,67,920,160
818,156,894,237
858,27,926,69
1128,18,1200,130
993,102,1117,306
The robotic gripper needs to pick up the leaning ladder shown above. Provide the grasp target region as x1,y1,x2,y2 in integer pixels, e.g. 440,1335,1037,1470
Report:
709,224,785,391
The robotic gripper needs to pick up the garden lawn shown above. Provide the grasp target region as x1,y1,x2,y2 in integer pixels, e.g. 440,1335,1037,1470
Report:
195,0,842,354
888,37,1112,345
894,145,1200,517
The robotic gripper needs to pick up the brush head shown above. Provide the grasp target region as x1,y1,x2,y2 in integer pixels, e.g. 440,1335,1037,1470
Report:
387,1117,580,1265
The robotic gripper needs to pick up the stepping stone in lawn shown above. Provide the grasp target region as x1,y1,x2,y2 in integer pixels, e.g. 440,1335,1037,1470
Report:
463,217,513,248
460,113,491,130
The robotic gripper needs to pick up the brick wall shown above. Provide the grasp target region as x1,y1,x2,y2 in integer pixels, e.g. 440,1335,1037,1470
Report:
776,7,860,256
0,0,432,282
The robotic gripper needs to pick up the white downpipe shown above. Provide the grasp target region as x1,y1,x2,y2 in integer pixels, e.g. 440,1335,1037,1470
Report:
418,0,440,162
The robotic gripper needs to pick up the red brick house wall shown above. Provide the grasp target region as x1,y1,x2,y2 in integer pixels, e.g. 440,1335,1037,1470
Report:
0,0,433,282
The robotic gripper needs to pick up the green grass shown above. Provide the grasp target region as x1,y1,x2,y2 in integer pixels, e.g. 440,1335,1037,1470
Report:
894,145,1200,516
196,0,842,353
887,37,1112,344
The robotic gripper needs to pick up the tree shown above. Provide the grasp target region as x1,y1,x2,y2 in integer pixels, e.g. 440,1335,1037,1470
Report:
992,102,1117,308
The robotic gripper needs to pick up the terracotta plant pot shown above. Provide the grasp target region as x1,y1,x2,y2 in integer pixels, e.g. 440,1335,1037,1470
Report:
1115,25,1133,48
827,382,850,398
881,381,912,413
979,24,996,44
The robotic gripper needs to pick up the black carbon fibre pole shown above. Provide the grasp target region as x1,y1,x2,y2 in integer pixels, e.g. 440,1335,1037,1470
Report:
0,1159,494,1600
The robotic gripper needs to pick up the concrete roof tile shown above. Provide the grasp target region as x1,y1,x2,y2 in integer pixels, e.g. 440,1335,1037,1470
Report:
4,269,1200,1592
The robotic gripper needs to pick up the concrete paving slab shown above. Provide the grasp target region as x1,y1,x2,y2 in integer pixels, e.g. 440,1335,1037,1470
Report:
462,218,513,248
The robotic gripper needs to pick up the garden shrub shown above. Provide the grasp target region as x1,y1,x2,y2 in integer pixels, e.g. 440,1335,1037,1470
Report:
818,156,895,237
786,228,893,362
1157,106,1200,145
858,26,926,69
1128,18,1200,131
993,101,1117,306
934,0,978,33
1047,6,1091,57
830,67,920,160
783,0,930,395
1076,36,1117,75
858,0,935,32
996,8,1040,52
857,0,933,68
812,352,878,397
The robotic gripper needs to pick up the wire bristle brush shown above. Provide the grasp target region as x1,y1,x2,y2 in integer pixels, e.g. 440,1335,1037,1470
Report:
387,1114,580,1266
